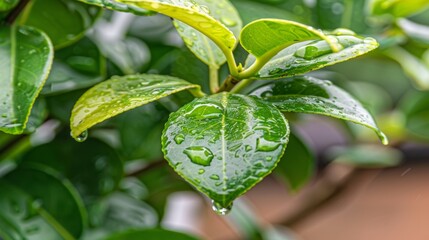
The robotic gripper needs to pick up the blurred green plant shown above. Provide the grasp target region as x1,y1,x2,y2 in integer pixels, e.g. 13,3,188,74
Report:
0,0,428,239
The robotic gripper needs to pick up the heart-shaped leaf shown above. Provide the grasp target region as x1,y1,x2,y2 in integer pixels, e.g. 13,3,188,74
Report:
78,0,154,15
239,19,340,77
70,74,201,139
247,34,379,80
251,76,388,144
162,93,289,209
4,165,87,238
0,25,53,135
119,0,238,55
173,0,242,67
23,0,101,49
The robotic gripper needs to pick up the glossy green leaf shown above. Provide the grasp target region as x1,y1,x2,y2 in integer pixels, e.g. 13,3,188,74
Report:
251,76,388,144
372,0,429,17
0,25,53,135
400,91,429,140
384,46,429,90
119,0,238,54
162,93,289,209
247,34,379,80
0,0,18,11
42,37,106,95
19,137,123,200
78,0,154,15
0,181,63,240
240,19,340,62
70,74,201,139
104,228,199,240
4,165,87,238
23,0,101,49
173,0,242,67
275,134,314,191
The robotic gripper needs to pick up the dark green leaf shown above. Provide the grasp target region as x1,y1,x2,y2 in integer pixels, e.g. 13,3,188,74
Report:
23,98,48,133
19,137,123,200
0,0,18,11
174,0,242,67
401,91,429,140
78,0,154,15
23,0,101,49
247,34,379,80
275,134,314,191
162,93,289,209
42,37,106,95
0,25,53,135
251,76,388,144
0,181,63,240
4,165,87,238
70,74,201,139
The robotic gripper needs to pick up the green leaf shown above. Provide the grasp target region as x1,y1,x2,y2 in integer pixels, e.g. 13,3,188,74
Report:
162,93,289,209
247,34,379,80
275,134,314,191
0,181,63,240
24,98,48,133
384,46,429,90
0,25,53,135
239,19,340,66
4,164,87,238
70,74,201,139
19,137,123,200
105,228,199,240
42,37,106,95
173,0,242,67
22,0,101,49
251,76,388,144
0,0,18,11
371,0,429,17
77,0,154,15
119,0,238,55
400,91,429,140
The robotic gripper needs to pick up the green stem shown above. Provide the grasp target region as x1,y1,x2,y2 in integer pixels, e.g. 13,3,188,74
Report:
38,208,76,240
223,49,239,77
0,136,31,162
189,88,207,98
217,75,240,93
230,79,255,94
4,0,31,25
209,66,219,93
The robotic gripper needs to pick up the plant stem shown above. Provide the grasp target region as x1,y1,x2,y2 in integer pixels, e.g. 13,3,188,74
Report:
223,49,239,77
209,66,219,93
230,79,255,94
217,75,240,93
4,0,31,25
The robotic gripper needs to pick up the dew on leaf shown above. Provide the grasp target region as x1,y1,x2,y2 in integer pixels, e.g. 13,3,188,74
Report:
174,134,185,144
74,130,88,142
183,146,214,166
212,200,232,215
256,138,281,152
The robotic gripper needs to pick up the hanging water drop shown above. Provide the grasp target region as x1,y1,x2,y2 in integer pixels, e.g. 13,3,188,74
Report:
220,16,237,27
211,200,232,215
74,130,88,142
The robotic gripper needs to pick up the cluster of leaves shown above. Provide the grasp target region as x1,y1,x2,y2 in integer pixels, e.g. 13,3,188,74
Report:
0,0,428,239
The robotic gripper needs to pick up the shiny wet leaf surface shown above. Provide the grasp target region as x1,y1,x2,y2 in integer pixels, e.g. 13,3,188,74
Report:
162,93,289,209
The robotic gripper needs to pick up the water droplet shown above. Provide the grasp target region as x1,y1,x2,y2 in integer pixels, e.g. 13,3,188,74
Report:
256,138,280,152
245,145,253,152
210,174,220,180
265,156,273,161
212,200,232,215
198,169,205,174
183,146,214,166
220,16,237,27
174,134,185,144
74,130,88,142
332,28,355,36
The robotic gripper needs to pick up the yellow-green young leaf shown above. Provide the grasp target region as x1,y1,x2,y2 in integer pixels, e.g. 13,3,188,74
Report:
119,0,237,53
162,93,289,210
70,74,201,139
240,19,340,67
372,0,429,18
77,0,154,15
173,0,242,67
251,76,388,145
23,0,101,49
0,26,53,135
247,34,379,80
